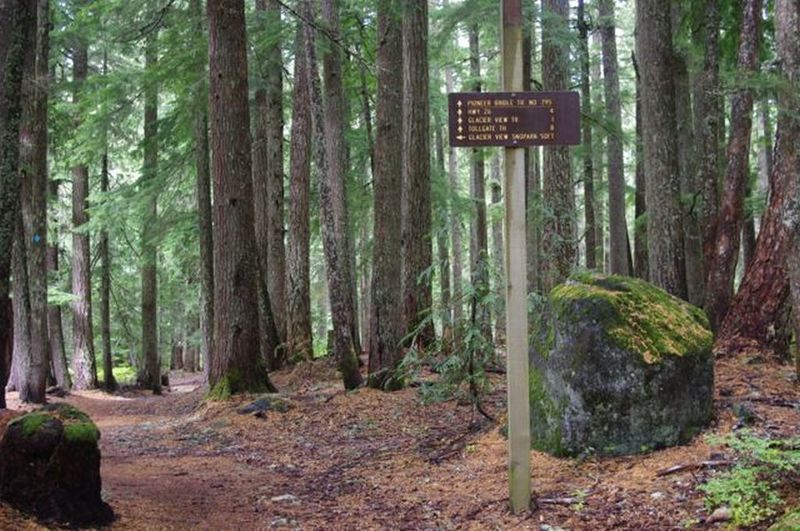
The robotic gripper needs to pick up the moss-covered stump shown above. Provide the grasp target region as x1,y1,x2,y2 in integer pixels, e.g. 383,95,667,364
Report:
529,273,714,457
0,404,113,525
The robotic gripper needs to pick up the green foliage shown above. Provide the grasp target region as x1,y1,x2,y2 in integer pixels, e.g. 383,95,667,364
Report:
11,413,51,438
701,431,800,527
399,277,495,409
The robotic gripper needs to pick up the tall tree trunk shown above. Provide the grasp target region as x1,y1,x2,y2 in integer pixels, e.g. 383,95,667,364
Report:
704,0,761,332
402,0,433,347
444,57,463,335
140,26,161,395
367,0,404,390
591,31,606,273
319,0,362,389
70,35,97,390
578,0,596,270
636,0,686,298
254,0,286,371
598,0,629,276
541,0,576,291
694,0,722,278
526,7,542,293
17,0,49,403
252,0,282,372
721,0,798,354
671,3,701,304
190,0,213,381
434,124,451,334
467,24,491,338
100,52,115,393
632,52,648,280
286,23,314,362
10,215,30,394
490,154,504,342
46,245,69,389
207,0,275,395
0,0,36,406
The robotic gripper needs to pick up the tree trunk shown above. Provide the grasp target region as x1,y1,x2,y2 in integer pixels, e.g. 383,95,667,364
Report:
190,0,213,382
319,0,362,389
704,0,761,332
591,31,606,273
401,0,434,348
490,154,504,342
100,52,115,392
172,340,183,371
286,22,314,363
254,0,286,371
46,245,69,389
578,0,596,271
632,52,648,280
17,0,49,403
467,24,491,339
367,0,404,390
636,0,686,298
541,0,576,291
70,36,97,390
10,215,30,394
140,27,161,395
252,0,282,372
526,10,542,293
598,0,629,276
693,0,722,279
444,58,463,336
721,0,799,354
434,124,451,337
207,0,275,395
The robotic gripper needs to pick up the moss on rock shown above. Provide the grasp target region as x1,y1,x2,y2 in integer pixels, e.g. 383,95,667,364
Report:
10,413,50,438
550,273,712,363
530,273,714,457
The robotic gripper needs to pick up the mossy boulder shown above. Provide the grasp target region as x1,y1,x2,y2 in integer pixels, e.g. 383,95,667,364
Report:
529,273,714,457
0,403,113,525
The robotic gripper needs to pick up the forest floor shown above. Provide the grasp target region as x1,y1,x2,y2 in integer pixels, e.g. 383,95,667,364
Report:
0,350,798,530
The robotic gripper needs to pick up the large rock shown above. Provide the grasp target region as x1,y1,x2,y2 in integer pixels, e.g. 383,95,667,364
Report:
529,273,714,456
0,404,113,525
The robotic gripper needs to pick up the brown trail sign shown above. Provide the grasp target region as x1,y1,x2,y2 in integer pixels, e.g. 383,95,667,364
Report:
448,91,580,148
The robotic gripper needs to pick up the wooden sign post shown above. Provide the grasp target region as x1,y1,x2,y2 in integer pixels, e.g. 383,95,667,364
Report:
500,0,530,514
447,0,579,515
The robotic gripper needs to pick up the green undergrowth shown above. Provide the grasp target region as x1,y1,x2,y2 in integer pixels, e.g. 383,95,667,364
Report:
549,272,711,363
701,431,800,527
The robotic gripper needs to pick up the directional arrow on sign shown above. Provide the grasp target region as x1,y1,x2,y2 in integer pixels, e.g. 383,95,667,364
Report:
456,135,465,140
458,126,463,133
457,100,462,107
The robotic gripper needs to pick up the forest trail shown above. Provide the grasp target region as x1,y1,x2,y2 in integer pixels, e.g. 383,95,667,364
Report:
1,354,799,530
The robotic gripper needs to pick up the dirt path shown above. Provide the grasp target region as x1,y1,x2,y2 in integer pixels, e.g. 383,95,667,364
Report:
1,354,798,530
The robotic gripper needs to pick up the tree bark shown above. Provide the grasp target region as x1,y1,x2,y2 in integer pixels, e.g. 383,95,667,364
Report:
70,35,97,390
190,0,213,382
467,23,491,339
490,154,504,341
444,58,463,337
598,0,629,276
636,0,687,298
401,0,434,348
139,26,161,394
0,0,36,404
718,0,798,353
207,0,274,395
100,52,115,393
693,0,722,280
541,0,576,291
526,9,542,293
319,0,362,389
17,0,49,403
286,22,314,362
632,52,648,281
46,245,69,389
704,0,761,332
10,214,30,394
578,0,596,271
434,124,451,334
253,0,282,372
367,0,404,390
